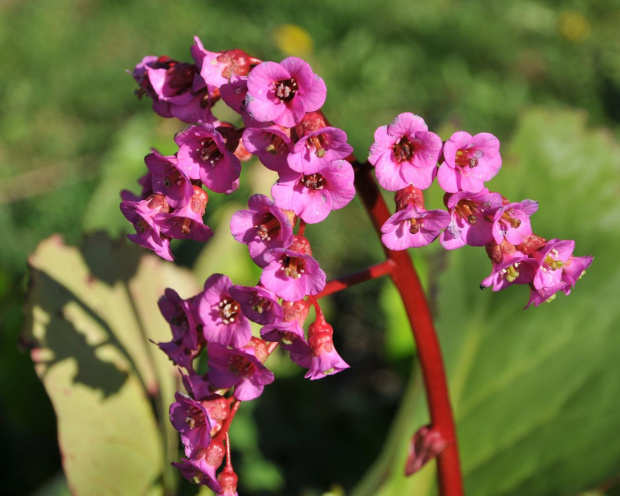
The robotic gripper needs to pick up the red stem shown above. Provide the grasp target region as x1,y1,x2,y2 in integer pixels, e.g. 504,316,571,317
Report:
352,160,464,496
315,260,395,299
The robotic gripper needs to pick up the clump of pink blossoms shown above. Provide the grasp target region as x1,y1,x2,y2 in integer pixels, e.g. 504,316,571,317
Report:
122,37,592,493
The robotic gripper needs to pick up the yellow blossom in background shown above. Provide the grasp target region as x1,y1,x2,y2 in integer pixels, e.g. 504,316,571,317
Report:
273,24,314,56
557,10,591,43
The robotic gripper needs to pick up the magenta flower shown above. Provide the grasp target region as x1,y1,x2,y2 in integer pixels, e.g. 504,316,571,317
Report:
439,189,503,250
437,131,502,193
169,392,213,457
120,194,173,261
480,251,538,291
205,343,275,401
369,113,442,191
526,239,593,307
260,248,326,302
271,159,356,224
245,57,327,127
145,150,193,209
492,200,538,245
175,123,241,193
287,127,353,175
305,320,349,380
156,201,213,243
381,205,450,250
230,194,294,267
194,274,252,349
228,284,283,325
173,438,225,492
242,125,294,173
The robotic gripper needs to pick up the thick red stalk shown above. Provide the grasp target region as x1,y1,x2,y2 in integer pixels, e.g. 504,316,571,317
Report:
352,160,464,496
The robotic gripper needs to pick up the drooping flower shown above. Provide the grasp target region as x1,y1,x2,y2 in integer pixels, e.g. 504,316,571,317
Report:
242,125,294,173
169,392,213,458
260,237,326,301
194,274,252,349
369,112,442,191
439,189,503,250
229,194,294,267
261,299,312,366
437,131,502,193
145,150,193,209
381,205,450,250
492,200,538,245
287,126,353,175
172,438,225,492
245,57,327,127
228,284,283,325
480,250,538,291
305,317,349,380
271,159,356,224
205,343,275,401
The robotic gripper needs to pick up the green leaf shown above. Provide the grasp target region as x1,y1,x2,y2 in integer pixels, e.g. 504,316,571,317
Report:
354,108,620,496
23,233,199,495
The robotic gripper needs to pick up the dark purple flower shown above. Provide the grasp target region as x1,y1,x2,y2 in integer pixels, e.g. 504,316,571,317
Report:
144,150,193,209
169,392,213,457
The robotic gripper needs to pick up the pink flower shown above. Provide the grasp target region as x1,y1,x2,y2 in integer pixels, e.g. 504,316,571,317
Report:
144,150,193,209
205,343,275,401
229,194,294,268
287,126,353,175
492,200,538,245
242,125,294,173
169,392,213,457
228,284,283,325
271,159,356,224
439,189,503,250
194,274,252,349
175,123,241,193
437,131,502,193
245,57,327,127
369,113,442,191
480,251,538,291
261,300,312,366
305,319,349,380
381,205,450,250
260,241,326,302
173,438,225,492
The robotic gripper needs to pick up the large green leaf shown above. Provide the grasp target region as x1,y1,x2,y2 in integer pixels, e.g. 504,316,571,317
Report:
23,233,199,495
354,108,620,496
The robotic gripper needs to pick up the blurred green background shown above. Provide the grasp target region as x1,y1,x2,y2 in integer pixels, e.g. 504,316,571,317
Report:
2,0,620,495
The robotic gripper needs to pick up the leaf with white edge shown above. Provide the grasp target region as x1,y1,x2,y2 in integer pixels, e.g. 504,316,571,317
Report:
354,108,620,496
23,233,199,495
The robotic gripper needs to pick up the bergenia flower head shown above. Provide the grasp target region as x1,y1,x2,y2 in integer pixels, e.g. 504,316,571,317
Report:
230,194,294,267
175,123,241,193
369,112,442,191
271,159,356,224
205,342,275,401
381,205,450,251
439,189,503,250
437,131,502,193
245,57,327,127
287,126,353,175
194,274,252,349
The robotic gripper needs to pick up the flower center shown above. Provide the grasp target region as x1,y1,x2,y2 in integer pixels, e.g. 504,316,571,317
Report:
166,62,197,95
265,134,287,155
254,214,281,242
249,294,273,315
500,263,520,283
455,148,483,169
200,138,223,165
229,354,256,378
163,169,183,189
455,200,482,225
301,173,325,190
393,136,417,163
184,405,206,430
218,298,240,325
544,252,564,271
307,135,327,158
275,78,298,103
500,210,521,229
280,255,306,279
409,218,422,234
173,217,193,236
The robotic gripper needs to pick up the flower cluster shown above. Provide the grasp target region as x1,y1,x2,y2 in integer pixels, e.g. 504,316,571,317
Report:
123,37,593,491
369,113,593,307
124,38,354,491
